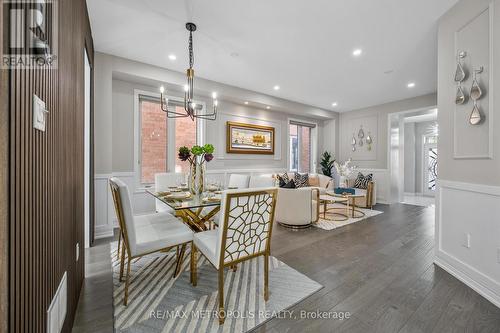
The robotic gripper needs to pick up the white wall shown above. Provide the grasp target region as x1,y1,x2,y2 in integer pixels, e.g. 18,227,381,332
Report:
93,52,337,238
436,0,500,308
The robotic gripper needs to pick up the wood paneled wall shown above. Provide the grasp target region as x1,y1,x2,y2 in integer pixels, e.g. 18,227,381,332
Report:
1,1,10,332
6,0,94,332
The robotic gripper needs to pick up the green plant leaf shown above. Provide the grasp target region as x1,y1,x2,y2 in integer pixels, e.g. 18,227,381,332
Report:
202,143,215,154
191,145,203,155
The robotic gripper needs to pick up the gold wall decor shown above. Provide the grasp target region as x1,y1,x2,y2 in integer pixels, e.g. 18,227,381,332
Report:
226,121,275,154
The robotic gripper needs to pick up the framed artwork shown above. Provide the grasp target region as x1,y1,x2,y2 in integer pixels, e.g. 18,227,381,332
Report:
226,121,275,154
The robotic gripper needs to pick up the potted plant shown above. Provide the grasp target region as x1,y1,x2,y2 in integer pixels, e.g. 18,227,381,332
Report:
178,144,215,195
320,151,335,177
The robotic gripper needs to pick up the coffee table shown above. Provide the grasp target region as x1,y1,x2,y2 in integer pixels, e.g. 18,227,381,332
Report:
319,195,349,221
326,190,366,218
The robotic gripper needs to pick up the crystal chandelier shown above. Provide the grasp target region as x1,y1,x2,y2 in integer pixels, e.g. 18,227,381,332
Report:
159,22,218,120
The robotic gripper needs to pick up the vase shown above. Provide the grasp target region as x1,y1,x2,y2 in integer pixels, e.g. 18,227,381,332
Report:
339,175,348,188
189,161,205,195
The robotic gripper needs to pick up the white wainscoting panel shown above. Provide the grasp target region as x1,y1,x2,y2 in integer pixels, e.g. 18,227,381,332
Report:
435,180,500,308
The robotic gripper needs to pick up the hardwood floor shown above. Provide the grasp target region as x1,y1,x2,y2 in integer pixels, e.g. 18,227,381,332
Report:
72,204,500,332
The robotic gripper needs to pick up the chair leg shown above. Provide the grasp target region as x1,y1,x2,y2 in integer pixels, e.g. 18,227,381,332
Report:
264,254,269,301
190,243,197,286
117,231,122,260
123,257,131,306
218,269,225,325
173,243,187,278
119,242,126,282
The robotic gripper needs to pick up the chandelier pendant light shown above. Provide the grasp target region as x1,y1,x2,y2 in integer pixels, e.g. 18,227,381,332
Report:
160,22,218,120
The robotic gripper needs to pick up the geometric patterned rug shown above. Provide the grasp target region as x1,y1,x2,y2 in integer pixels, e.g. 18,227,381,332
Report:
111,243,322,332
314,203,383,230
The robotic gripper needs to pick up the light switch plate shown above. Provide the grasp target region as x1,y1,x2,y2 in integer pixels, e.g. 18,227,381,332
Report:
33,94,47,131
462,233,471,248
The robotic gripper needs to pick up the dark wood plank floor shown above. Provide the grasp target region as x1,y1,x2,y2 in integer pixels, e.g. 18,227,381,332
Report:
72,204,500,332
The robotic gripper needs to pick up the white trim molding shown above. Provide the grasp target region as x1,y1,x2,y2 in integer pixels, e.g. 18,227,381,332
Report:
435,179,500,308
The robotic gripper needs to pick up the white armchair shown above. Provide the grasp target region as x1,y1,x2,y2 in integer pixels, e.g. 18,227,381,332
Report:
109,177,193,305
274,187,319,228
154,173,185,213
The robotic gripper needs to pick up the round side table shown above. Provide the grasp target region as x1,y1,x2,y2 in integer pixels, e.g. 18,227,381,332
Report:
319,195,349,221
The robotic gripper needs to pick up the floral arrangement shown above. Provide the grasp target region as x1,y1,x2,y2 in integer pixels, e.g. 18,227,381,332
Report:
178,144,215,195
334,158,357,177
334,159,357,188
178,144,215,164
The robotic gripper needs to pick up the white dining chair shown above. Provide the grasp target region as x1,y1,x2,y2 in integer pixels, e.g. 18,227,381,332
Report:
227,174,250,189
190,188,278,324
154,172,186,213
109,177,194,305
248,174,275,188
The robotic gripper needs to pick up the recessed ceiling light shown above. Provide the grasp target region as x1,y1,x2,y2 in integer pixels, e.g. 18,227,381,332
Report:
352,49,362,57
168,54,176,61
332,102,338,107
407,82,416,88
244,101,249,105
266,106,271,109
273,85,280,91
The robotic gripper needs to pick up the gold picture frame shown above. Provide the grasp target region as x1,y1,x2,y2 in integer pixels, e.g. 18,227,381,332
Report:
226,121,275,154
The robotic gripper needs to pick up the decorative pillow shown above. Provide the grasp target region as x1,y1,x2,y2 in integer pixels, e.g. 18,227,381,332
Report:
308,175,320,187
278,172,289,183
354,172,373,189
281,179,296,189
294,172,309,188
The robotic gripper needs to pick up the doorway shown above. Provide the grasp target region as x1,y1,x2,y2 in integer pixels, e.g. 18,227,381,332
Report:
388,108,438,207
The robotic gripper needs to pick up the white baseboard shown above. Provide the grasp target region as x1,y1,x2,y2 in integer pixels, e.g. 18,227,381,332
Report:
435,254,500,308
95,225,114,240
436,179,500,309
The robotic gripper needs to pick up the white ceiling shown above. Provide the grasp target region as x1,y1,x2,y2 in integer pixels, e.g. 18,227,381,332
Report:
86,0,458,112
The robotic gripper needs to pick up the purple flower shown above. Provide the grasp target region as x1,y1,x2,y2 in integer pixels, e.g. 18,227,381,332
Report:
178,146,191,161
204,153,214,162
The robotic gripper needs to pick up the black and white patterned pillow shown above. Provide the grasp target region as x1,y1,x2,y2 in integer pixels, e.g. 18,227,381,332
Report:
294,172,309,188
281,179,296,189
278,172,289,184
354,172,373,189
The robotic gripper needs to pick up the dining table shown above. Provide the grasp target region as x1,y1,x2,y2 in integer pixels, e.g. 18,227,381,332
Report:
146,187,222,232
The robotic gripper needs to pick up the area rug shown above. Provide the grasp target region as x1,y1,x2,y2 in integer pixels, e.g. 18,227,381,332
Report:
111,243,322,332
314,203,383,231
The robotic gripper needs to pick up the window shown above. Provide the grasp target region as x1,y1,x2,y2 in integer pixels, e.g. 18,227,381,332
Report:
289,120,316,173
140,98,167,184
427,147,438,191
174,113,197,173
138,94,201,184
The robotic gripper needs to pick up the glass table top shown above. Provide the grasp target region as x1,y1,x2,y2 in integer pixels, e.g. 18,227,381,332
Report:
146,188,222,210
